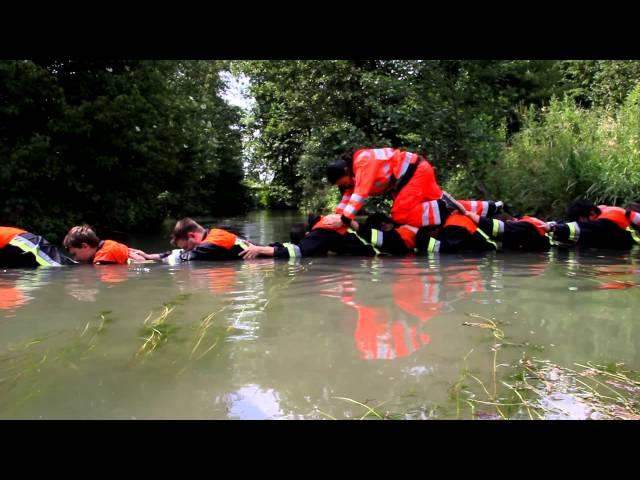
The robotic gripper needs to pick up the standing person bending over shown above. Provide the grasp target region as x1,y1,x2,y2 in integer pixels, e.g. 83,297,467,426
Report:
326,147,466,229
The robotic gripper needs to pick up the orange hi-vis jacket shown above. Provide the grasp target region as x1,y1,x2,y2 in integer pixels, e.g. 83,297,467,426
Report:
444,212,477,234
396,226,417,250
93,240,130,264
336,148,427,221
311,216,349,235
203,228,241,249
518,216,548,237
0,227,27,249
596,205,630,230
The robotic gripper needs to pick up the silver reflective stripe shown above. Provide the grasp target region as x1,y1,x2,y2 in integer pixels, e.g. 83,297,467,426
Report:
424,283,440,303
8,236,61,266
631,212,640,226
371,229,383,247
344,204,357,216
336,202,347,210
382,164,391,176
374,149,387,159
350,193,366,204
422,201,431,226
482,201,489,215
400,321,415,353
568,222,580,242
471,201,478,213
431,200,441,226
398,152,412,178
378,341,394,359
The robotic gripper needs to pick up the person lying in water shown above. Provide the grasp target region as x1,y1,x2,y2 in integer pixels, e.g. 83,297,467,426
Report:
1,226,76,267
241,197,503,260
63,224,146,264
239,210,437,260
414,211,498,254
130,217,255,263
465,210,553,252
548,199,640,249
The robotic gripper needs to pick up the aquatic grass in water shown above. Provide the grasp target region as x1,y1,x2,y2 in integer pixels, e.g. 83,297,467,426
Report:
452,313,640,420
0,310,118,413
136,305,178,357
134,294,194,359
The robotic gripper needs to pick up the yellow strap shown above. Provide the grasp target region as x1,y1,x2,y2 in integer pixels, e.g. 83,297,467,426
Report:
348,228,381,255
627,227,640,245
476,227,498,249
545,232,558,246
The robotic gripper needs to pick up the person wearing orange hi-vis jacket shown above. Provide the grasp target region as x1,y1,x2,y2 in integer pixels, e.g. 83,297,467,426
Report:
549,199,640,249
326,147,467,228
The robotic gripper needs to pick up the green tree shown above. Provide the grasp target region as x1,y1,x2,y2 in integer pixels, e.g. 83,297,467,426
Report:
0,60,246,241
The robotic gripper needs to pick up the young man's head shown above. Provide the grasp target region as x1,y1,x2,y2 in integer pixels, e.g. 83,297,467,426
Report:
567,199,601,222
493,212,517,222
63,225,101,263
326,151,354,188
365,212,396,232
289,223,309,245
170,218,207,250
625,201,640,213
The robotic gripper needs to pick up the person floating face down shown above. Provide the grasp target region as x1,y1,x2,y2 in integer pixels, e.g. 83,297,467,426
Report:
0,226,75,267
326,148,471,230
131,218,255,263
549,199,640,249
63,225,144,264
414,211,498,254
359,198,505,253
238,208,446,260
240,196,506,261
467,211,553,252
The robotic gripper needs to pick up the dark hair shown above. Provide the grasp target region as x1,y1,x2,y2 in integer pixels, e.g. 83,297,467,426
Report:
307,213,322,229
63,224,101,249
289,223,308,245
326,151,354,184
170,217,205,245
493,212,516,222
625,201,640,213
365,212,394,230
567,199,601,222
